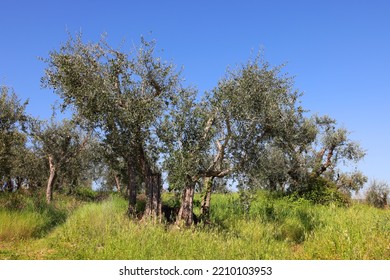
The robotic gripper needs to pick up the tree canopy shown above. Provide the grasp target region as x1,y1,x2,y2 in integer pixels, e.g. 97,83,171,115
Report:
0,34,371,226
42,34,181,217
0,86,29,191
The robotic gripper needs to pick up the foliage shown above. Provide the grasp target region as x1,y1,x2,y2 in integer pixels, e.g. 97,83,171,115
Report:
308,116,367,193
211,57,304,179
160,87,209,191
0,86,29,189
42,33,181,215
0,86,28,133
31,119,91,181
161,192,181,209
242,113,367,201
210,58,367,199
29,118,94,202
160,55,313,224
290,176,351,206
72,187,101,202
365,180,389,208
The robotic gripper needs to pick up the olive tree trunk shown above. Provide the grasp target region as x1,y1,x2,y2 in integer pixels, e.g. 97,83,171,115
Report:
46,155,56,204
200,176,214,222
176,182,195,226
139,143,162,221
144,172,162,222
114,174,121,193
127,159,138,216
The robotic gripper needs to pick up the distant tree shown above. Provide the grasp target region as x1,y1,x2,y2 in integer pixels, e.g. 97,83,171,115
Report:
297,116,367,199
245,113,367,203
210,61,367,204
42,34,180,218
8,140,47,191
31,119,90,203
365,180,389,208
0,86,29,191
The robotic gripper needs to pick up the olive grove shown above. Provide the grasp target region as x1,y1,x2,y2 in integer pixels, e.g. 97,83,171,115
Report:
0,34,370,226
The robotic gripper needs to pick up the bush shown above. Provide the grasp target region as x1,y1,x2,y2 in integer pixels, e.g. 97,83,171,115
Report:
365,180,389,208
162,193,181,209
292,176,350,206
0,192,27,211
73,187,100,201
0,190,47,212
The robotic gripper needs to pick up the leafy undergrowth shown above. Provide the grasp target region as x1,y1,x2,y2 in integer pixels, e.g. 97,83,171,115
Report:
1,192,389,259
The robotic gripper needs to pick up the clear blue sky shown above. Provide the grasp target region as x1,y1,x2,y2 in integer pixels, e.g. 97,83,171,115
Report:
1,0,389,189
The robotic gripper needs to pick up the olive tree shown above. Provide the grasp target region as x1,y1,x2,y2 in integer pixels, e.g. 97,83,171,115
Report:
244,113,367,202
162,57,307,225
365,180,389,208
159,87,214,225
202,58,367,209
42,34,179,218
201,58,306,218
0,86,29,191
291,115,367,198
31,119,90,203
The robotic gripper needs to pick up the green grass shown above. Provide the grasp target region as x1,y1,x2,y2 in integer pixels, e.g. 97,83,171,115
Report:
0,210,48,240
0,191,79,259
0,191,389,259
297,204,390,259
0,192,69,241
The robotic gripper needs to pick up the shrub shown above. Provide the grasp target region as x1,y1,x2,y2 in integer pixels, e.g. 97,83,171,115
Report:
0,191,47,212
162,193,181,209
161,194,181,223
365,180,389,208
73,187,100,201
293,176,350,206
0,192,27,211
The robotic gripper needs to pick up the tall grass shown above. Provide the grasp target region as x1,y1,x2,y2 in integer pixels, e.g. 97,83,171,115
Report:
0,191,73,242
0,210,48,240
40,195,291,259
1,191,389,259
297,204,390,259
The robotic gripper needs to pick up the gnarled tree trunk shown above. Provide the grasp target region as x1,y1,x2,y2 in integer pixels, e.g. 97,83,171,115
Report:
176,181,195,226
200,176,214,222
114,174,121,193
138,143,162,221
144,172,162,221
46,155,56,204
127,159,138,216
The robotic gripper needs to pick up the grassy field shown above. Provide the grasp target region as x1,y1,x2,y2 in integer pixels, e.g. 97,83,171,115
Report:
0,191,389,259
